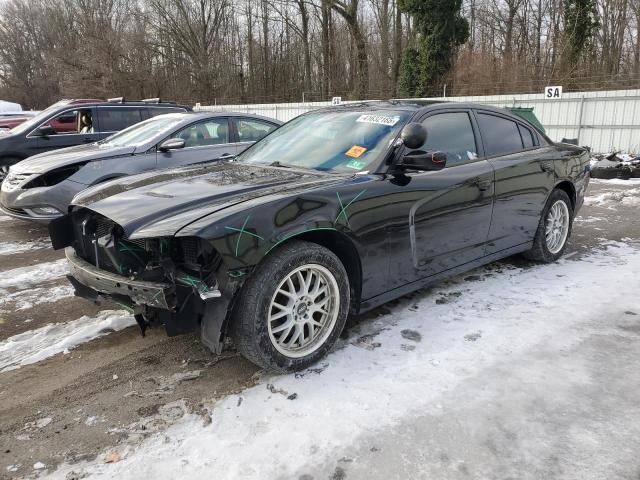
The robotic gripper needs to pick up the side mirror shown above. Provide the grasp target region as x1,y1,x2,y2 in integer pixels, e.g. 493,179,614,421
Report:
396,150,447,171
159,138,185,151
400,122,427,149
37,125,57,137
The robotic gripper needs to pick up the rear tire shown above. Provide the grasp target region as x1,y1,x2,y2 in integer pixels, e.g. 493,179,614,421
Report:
230,240,349,373
524,189,573,263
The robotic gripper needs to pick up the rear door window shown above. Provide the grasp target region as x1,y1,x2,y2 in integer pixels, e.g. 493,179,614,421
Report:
236,118,278,142
419,112,478,166
174,118,230,147
477,113,524,156
97,107,143,132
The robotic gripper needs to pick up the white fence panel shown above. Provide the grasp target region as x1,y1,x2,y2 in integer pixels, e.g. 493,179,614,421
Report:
196,89,640,153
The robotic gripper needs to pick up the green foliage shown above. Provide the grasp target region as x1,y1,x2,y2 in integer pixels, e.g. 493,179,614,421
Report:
399,0,469,96
563,0,599,67
398,48,419,97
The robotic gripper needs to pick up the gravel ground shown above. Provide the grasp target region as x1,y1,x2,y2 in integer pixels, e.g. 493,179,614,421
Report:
0,179,638,479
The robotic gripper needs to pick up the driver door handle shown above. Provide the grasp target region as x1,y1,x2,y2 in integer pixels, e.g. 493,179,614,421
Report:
218,153,233,159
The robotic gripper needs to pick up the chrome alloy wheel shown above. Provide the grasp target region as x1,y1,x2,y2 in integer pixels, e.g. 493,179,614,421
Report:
268,264,340,358
545,200,570,254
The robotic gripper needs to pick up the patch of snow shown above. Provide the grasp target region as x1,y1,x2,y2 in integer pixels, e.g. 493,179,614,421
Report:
33,462,46,470
23,417,52,430
0,215,12,222
0,259,68,290
85,416,105,427
0,238,50,255
574,215,606,224
6,464,20,472
0,310,135,372
583,187,640,207
591,178,640,185
0,284,75,311
47,242,640,480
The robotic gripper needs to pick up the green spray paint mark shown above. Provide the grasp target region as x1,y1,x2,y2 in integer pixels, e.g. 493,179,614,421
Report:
118,241,145,265
228,270,247,278
334,189,366,227
114,302,134,313
177,274,210,293
224,214,264,257
266,227,338,255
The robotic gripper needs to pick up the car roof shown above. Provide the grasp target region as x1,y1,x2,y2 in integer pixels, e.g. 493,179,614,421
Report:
51,99,193,110
317,100,534,123
180,111,283,124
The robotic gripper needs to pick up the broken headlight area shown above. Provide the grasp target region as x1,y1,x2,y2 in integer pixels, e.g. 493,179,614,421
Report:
23,162,88,188
63,210,223,310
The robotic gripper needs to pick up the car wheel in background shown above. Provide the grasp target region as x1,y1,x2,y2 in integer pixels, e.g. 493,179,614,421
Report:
230,240,349,373
525,189,573,263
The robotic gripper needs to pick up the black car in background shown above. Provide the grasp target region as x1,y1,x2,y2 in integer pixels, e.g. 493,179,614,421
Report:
51,101,590,373
0,98,192,179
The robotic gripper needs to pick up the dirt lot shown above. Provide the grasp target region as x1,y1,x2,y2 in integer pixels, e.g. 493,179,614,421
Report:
1,179,639,479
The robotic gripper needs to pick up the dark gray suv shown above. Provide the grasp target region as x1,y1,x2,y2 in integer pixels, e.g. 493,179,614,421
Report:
0,98,193,180
0,112,281,222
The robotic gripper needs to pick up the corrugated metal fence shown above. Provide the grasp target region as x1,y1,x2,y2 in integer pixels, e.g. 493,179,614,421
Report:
196,89,640,153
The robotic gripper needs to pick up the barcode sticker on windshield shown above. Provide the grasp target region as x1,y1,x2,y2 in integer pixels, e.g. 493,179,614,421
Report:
356,114,400,126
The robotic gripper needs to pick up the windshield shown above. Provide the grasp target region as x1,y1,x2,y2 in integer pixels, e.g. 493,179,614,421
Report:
8,101,70,135
99,115,185,148
237,109,411,172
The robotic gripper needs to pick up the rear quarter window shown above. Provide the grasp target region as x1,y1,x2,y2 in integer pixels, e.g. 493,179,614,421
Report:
148,107,188,117
518,124,535,148
97,108,143,132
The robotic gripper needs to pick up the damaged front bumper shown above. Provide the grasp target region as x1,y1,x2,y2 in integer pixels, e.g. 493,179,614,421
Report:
66,247,178,310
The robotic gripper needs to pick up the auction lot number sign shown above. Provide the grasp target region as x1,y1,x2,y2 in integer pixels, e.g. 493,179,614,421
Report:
545,86,563,99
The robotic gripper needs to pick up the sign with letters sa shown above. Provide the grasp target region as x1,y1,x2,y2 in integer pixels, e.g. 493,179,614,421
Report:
544,86,562,99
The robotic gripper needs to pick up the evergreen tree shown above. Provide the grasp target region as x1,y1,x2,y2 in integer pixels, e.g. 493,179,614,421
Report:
398,48,420,97
399,0,469,96
563,0,599,68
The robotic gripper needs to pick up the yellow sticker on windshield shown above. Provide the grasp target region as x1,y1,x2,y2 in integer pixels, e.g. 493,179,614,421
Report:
346,145,367,158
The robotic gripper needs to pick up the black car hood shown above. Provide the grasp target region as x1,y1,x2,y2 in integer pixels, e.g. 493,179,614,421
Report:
11,143,136,174
73,162,343,238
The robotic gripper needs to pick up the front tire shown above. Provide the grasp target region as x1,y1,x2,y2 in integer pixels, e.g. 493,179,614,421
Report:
231,240,350,372
525,189,573,263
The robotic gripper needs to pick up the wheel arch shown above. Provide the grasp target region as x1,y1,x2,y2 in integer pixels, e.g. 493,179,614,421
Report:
267,229,363,313
553,180,577,210
0,154,26,167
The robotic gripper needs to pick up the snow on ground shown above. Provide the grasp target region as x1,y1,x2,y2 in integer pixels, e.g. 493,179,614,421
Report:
0,310,135,372
0,284,75,311
591,178,640,186
0,259,67,290
48,241,640,480
0,215,11,222
0,238,50,255
584,187,640,207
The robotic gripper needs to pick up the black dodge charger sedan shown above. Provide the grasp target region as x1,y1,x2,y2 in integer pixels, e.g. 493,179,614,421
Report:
50,101,590,372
